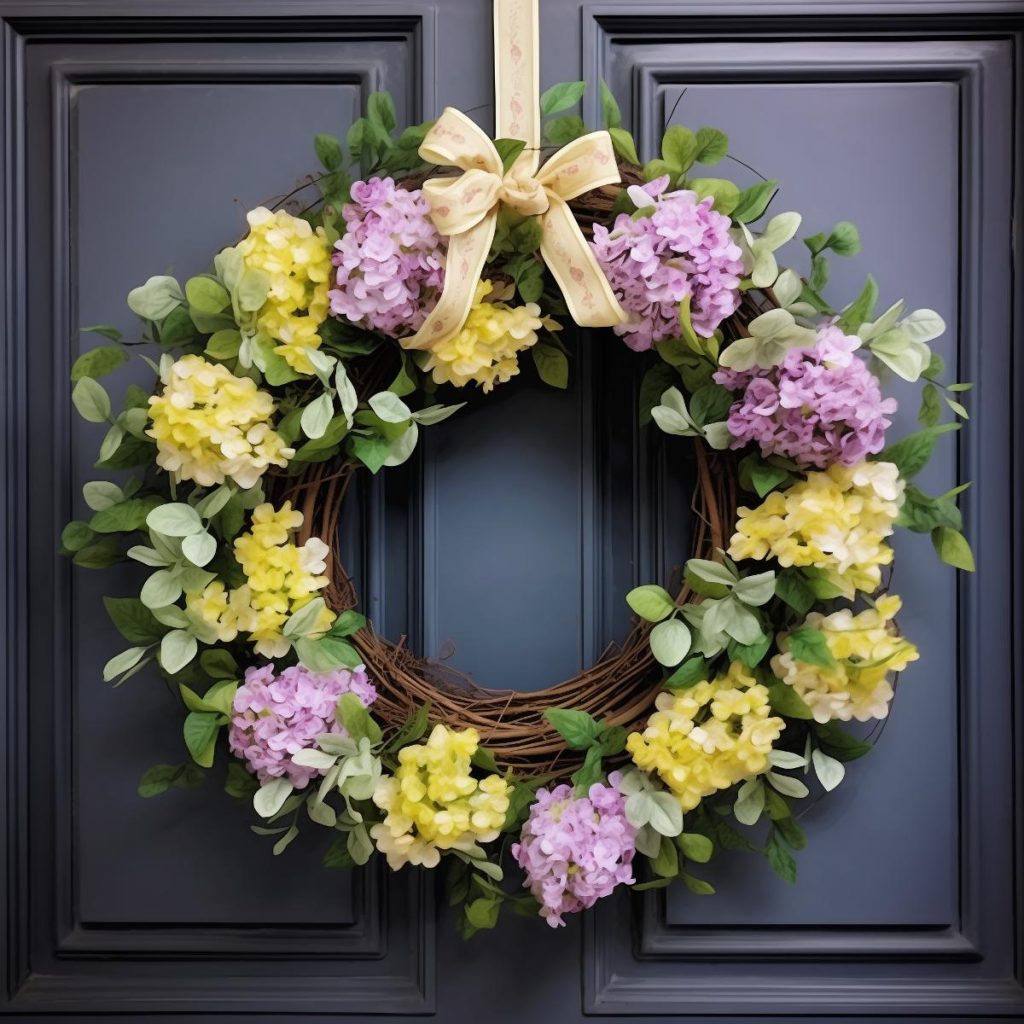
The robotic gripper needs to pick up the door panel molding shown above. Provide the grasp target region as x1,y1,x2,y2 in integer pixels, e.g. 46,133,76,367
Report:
1,9,436,1015
582,9,1022,1018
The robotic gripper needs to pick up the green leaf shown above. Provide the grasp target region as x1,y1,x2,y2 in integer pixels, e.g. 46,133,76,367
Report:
337,691,382,745
61,520,94,552
540,80,586,115
838,275,878,333
766,829,798,883
774,570,816,616
183,711,220,768
677,831,713,863
731,180,778,224
146,502,203,537
826,221,860,256
544,708,602,750
205,328,242,361
625,584,676,622
80,323,123,343
465,897,501,930
102,646,149,682
681,871,715,895
89,496,159,534
811,748,846,791
748,460,791,498
367,91,397,134
665,655,709,690
599,79,622,128
160,629,198,674
917,382,942,427
72,537,122,568
774,815,807,850
571,744,605,791
814,721,874,762
733,778,765,825
532,342,569,389
300,393,335,440
786,627,835,667
766,681,814,720
314,132,344,170
72,377,111,423
639,362,678,426
694,126,728,165
82,480,123,511
897,483,961,533
253,777,294,818
180,527,216,567
137,763,181,798
71,345,128,381
608,127,639,165
733,570,776,607
185,275,230,315
140,569,182,609
200,648,238,680
294,634,362,672
494,137,527,174
689,177,739,215
543,115,586,145
649,617,691,667
103,596,166,645
127,275,183,320
652,834,680,878
931,526,975,571
661,124,697,172
880,424,958,479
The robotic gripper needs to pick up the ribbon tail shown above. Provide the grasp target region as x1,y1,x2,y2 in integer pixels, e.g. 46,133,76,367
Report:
540,196,628,329
401,215,498,351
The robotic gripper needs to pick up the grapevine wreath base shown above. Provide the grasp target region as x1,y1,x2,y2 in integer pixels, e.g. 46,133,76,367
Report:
63,0,974,934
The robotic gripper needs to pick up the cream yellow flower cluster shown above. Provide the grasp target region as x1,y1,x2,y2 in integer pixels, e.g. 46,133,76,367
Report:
728,461,904,597
238,207,331,375
185,502,334,658
370,724,511,870
772,594,919,723
147,355,293,489
626,662,785,811
420,280,543,392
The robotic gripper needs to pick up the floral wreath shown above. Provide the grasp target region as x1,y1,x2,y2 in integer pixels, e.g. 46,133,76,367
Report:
63,0,974,934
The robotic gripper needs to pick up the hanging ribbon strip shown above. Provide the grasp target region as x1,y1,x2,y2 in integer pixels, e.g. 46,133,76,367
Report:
402,0,627,351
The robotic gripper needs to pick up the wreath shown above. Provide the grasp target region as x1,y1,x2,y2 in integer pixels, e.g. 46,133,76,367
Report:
62,0,974,934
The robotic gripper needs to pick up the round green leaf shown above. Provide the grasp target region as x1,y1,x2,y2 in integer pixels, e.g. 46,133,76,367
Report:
160,629,198,674
147,502,203,537
181,530,217,567
625,584,676,622
72,377,111,423
649,617,691,667
140,569,183,609
71,345,128,381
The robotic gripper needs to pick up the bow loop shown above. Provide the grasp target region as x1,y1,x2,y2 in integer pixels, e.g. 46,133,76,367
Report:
402,0,627,352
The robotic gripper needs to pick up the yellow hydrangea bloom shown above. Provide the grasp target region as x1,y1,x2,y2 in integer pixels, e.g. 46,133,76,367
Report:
728,461,904,597
147,354,293,488
420,280,543,392
238,207,331,375
771,594,919,723
626,662,785,811
185,502,334,658
370,724,511,870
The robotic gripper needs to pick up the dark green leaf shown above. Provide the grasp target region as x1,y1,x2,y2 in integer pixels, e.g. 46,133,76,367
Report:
61,520,95,552
323,836,357,869
183,711,221,768
731,180,777,224
494,137,527,174
766,829,798,883
896,483,962,533
880,423,958,479
693,126,728,165
314,132,344,171
774,814,807,850
931,526,975,571
689,383,733,428
676,832,713,863
543,115,586,146
814,721,874,761
532,342,569,389
774,570,816,616
138,763,182,798
104,596,166,645
652,835,680,877
71,345,128,381
786,627,835,667
89,495,161,534
766,681,814,720
639,362,678,426
366,91,396,134
681,871,715,895
224,761,259,799
838,275,878,333
665,656,710,689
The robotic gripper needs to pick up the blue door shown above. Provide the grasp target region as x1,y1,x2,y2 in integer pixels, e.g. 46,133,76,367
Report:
1,1,1021,1021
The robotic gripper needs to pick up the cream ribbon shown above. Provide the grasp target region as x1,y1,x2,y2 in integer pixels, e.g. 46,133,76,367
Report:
402,0,627,351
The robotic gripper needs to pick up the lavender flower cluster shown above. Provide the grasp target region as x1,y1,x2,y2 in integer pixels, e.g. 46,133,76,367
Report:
328,177,444,338
713,323,897,469
512,775,636,927
590,176,744,351
229,663,377,787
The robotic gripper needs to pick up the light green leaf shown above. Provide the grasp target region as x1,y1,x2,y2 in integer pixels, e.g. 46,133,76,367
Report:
625,584,676,622
694,126,728,165
661,124,697,172
146,503,203,537
254,777,294,819
649,617,691,667
811,748,845,791
733,570,776,607
181,530,216,567
544,708,602,750
283,596,330,639
72,377,112,423
300,393,335,439
609,127,639,165
71,345,128,381
733,778,765,825
140,569,183,609
766,772,810,799
368,391,412,424
102,646,148,682
412,403,464,425
82,480,124,511
599,79,622,128
127,275,184,320
160,629,198,674
540,80,586,115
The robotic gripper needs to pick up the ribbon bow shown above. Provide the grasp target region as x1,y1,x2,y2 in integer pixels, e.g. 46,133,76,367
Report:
403,0,627,351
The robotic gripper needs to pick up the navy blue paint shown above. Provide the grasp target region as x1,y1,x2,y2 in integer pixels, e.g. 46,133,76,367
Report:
0,1,1021,1021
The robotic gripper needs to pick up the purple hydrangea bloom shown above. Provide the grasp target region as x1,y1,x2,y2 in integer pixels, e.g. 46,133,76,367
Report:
228,663,377,787
590,176,744,351
714,322,898,469
328,177,444,337
511,774,636,927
